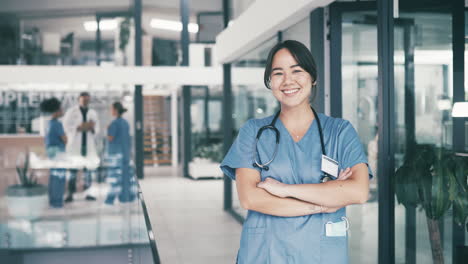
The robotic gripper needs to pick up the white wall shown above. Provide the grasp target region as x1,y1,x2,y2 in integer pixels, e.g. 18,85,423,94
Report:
231,0,256,20
215,0,334,63
0,66,264,86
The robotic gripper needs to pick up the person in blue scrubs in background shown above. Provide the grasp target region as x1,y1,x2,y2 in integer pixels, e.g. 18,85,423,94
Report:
40,97,68,208
220,40,372,264
104,102,135,205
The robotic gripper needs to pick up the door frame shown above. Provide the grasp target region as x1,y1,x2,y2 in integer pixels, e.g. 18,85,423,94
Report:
329,1,466,264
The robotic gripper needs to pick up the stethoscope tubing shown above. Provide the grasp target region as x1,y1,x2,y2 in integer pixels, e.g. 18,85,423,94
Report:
253,106,326,169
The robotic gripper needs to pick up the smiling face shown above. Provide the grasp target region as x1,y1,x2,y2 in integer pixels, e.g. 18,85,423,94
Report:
269,48,314,110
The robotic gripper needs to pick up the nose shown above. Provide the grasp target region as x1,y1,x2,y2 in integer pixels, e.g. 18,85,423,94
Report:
283,72,294,86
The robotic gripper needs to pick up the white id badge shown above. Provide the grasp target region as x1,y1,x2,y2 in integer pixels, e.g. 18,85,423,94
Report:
325,217,349,237
321,155,339,178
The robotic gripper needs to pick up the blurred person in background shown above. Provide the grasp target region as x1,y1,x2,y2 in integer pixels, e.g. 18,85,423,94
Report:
63,92,100,202
40,97,67,208
104,102,135,205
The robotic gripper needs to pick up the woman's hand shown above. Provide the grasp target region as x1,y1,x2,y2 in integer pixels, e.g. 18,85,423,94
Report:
337,168,353,181
257,177,290,198
257,168,353,198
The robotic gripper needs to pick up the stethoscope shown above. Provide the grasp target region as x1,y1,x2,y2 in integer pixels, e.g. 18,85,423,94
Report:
252,106,336,183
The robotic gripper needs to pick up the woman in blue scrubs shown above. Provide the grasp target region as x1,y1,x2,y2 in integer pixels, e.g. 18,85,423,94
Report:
221,40,372,263
104,102,135,205
40,97,68,208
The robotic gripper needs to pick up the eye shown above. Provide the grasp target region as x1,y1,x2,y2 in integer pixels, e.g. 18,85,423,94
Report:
272,72,283,76
293,69,303,73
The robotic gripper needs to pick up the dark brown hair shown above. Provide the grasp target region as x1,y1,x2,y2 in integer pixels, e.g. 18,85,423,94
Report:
40,97,61,113
113,102,127,116
264,40,318,89
79,91,90,97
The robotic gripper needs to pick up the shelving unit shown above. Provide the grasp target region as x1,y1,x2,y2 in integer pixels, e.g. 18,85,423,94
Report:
143,95,171,166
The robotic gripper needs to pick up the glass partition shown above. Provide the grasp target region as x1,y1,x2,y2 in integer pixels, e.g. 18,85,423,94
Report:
332,2,467,263
0,84,157,263
339,10,379,263
0,182,156,263
19,16,126,66
230,36,278,218
188,85,224,179
2,10,191,66
393,9,462,264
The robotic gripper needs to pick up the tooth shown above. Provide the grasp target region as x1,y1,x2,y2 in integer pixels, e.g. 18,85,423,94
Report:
284,89,298,94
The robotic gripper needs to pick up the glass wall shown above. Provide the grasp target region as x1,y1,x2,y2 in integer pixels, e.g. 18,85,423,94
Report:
0,85,133,134
393,7,466,264
340,10,379,264
188,85,224,179
332,2,467,263
0,84,156,262
230,36,279,218
18,15,124,65
1,9,205,66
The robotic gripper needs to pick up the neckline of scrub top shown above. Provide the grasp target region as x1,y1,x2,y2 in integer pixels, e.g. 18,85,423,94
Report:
277,115,317,144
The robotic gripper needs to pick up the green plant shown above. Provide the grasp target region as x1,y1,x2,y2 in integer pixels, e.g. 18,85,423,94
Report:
193,143,223,163
119,17,131,52
395,144,468,264
15,153,38,187
119,17,131,65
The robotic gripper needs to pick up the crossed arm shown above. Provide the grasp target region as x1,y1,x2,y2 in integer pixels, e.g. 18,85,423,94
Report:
235,163,369,217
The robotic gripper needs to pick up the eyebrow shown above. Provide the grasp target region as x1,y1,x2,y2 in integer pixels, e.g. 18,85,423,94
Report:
271,64,301,72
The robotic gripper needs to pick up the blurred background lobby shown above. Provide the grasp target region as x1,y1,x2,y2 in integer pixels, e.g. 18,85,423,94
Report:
0,0,467,263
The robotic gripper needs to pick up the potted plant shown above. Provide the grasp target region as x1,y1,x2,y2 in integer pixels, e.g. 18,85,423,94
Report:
118,16,131,65
189,143,224,179
6,152,48,220
395,144,468,264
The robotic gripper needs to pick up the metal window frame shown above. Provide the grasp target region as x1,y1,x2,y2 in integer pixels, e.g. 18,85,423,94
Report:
376,1,396,264
134,0,144,180
182,85,192,178
329,1,376,118
310,8,325,113
330,1,466,264
222,0,235,213
451,0,466,262
329,2,396,263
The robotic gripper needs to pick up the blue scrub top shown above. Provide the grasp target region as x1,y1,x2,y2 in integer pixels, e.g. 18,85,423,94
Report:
220,113,372,264
107,117,131,159
45,119,65,153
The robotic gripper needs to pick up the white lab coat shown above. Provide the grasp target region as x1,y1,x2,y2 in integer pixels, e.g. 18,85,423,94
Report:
63,105,100,161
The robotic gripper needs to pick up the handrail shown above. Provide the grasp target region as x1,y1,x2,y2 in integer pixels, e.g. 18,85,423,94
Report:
136,180,161,264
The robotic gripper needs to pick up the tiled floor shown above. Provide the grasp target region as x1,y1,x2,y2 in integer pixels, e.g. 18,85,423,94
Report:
140,166,242,264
